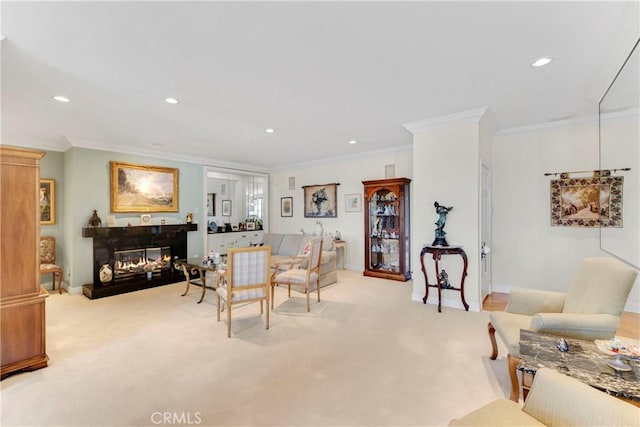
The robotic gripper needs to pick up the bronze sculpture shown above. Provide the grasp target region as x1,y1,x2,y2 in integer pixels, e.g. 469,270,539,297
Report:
432,201,452,246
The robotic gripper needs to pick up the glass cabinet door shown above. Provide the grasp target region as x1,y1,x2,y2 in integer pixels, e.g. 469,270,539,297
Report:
368,189,400,273
363,177,411,282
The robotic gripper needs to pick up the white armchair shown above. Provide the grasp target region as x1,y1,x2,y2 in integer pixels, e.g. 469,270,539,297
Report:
450,368,639,426
488,257,638,401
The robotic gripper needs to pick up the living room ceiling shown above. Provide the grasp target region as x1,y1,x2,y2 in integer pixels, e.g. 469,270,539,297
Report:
1,1,638,170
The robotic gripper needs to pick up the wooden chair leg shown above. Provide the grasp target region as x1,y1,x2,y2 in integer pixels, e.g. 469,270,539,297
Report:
488,322,498,360
227,303,232,338
507,353,520,402
216,295,221,322
265,297,269,330
270,284,275,310
306,286,310,312
316,278,320,302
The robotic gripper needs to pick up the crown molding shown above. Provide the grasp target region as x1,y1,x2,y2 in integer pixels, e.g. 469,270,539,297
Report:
496,114,599,136
268,143,413,172
402,106,489,133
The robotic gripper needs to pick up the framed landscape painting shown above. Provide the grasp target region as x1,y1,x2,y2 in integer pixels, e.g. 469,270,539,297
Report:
110,161,179,213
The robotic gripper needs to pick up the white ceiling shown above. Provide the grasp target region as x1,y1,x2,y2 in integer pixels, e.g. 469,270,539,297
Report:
2,1,638,170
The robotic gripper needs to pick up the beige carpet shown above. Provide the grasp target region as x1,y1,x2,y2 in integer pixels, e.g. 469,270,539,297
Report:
1,270,511,426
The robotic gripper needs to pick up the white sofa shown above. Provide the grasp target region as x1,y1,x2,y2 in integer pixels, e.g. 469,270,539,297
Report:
261,233,337,289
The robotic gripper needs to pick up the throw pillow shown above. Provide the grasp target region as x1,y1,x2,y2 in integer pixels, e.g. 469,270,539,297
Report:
302,242,311,255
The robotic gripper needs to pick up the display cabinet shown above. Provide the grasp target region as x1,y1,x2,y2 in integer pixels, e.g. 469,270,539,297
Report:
363,178,411,281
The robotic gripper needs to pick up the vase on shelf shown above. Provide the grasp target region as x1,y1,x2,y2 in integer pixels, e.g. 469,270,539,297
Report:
146,271,153,280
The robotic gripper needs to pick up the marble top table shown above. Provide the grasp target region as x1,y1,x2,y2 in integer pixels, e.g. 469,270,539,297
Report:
517,329,640,402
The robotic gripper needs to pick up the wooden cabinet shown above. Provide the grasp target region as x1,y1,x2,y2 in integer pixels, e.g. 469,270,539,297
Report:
363,178,411,282
1,147,48,379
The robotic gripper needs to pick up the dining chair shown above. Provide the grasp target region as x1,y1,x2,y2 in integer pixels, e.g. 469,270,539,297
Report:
271,237,323,312
215,245,271,338
40,236,63,294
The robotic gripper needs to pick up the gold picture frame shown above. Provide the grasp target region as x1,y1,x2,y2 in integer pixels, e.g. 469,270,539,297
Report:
110,161,179,213
40,178,56,224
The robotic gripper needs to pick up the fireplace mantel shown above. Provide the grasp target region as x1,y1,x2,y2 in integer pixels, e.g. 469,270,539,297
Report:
82,223,197,238
82,223,198,299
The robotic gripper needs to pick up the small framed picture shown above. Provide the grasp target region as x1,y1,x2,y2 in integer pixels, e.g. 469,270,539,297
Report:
40,179,56,224
345,194,362,213
246,222,256,230
281,197,293,217
222,200,232,216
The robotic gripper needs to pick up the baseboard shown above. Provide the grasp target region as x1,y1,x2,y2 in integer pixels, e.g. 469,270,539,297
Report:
490,283,511,294
411,291,480,312
42,281,83,295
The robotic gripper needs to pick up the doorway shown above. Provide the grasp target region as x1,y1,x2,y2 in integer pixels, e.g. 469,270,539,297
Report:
480,163,492,302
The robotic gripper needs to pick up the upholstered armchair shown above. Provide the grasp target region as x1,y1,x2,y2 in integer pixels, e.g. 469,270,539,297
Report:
449,368,639,426
488,257,638,401
271,237,323,312
215,245,271,338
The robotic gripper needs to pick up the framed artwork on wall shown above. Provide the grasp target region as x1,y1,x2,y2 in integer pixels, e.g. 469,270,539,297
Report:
110,161,179,213
303,183,339,218
281,197,293,217
222,200,232,217
344,193,362,212
550,175,623,227
40,179,55,224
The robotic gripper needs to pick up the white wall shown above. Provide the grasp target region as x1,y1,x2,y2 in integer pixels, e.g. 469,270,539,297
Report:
408,111,485,313
493,119,639,312
269,148,413,270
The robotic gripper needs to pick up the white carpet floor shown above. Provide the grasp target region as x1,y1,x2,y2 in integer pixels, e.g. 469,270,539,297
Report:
1,270,511,426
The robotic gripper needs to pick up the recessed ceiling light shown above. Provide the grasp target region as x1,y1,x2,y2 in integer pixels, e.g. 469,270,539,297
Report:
348,140,357,145
531,56,552,67
53,95,70,103
165,97,178,104
265,128,275,134
151,143,162,148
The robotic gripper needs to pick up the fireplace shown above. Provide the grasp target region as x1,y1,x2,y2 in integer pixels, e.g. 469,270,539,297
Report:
113,246,172,277
82,224,197,299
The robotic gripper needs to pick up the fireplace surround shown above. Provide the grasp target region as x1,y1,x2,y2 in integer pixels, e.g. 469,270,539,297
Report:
82,224,197,299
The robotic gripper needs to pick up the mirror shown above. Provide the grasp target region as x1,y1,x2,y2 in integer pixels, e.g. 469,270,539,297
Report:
206,169,268,232
599,39,640,268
